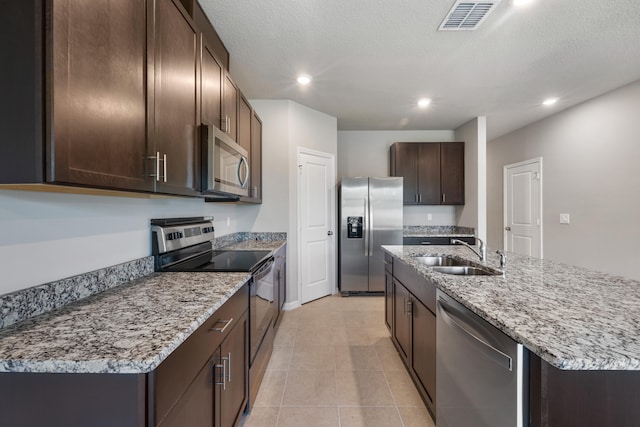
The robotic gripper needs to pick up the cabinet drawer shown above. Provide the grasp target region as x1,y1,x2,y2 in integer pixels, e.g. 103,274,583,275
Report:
394,261,436,314
154,282,248,424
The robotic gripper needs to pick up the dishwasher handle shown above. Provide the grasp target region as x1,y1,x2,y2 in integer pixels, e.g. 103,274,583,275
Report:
437,298,513,371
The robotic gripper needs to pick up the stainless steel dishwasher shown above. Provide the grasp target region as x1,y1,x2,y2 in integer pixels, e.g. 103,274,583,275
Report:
436,290,528,427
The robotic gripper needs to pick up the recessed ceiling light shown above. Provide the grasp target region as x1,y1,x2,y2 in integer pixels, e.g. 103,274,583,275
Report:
512,0,532,6
418,98,432,108
542,98,558,106
297,75,312,85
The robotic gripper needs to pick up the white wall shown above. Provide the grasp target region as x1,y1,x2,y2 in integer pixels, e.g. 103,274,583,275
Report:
0,190,245,295
250,100,337,306
337,130,458,225
487,79,640,280
455,117,487,241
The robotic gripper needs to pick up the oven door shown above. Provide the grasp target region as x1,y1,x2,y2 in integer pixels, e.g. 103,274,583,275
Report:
250,257,275,364
202,124,249,197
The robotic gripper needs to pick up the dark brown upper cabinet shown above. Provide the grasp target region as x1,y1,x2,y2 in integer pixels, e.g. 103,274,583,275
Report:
0,0,262,202
201,41,223,129
0,0,152,191
222,73,238,140
238,93,252,154
390,142,465,205
152,0,200,196
0,0,200,196
248,110,263,203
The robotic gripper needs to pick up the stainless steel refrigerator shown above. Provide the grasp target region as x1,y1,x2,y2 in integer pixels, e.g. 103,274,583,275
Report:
339,177,403,294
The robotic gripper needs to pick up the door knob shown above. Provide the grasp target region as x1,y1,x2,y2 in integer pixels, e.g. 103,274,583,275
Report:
327,230,333,235
505,226,512,231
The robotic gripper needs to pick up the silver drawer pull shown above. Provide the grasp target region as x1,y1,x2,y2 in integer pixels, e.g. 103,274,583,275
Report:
210,318,233,333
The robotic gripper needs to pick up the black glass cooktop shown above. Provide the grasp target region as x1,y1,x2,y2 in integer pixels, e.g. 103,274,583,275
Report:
165,249,272,273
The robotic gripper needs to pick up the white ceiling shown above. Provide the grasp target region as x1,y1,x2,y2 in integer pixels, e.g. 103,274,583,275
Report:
200,0,640,140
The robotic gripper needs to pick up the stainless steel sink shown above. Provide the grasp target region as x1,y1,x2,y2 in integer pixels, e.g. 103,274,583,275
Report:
432,265,503,276
411,256,470,267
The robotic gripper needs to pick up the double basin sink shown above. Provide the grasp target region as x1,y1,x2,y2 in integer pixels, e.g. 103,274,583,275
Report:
411,255,503,276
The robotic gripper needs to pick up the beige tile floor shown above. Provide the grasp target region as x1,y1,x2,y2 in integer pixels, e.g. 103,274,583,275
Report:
240,294,436,427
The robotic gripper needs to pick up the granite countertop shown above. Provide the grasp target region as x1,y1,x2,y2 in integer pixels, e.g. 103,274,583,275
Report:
223,239,286,252
403,225,475,238
383,244,640,371
0,271,250,374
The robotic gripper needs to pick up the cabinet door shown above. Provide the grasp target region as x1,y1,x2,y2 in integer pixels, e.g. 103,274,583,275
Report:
390,143,418,205
153,0,199,196
440,141,465,204
384,270,393,332
201,41,222,128
238,94,252,154
51,0,150,191
393,280,411,363
417,143,441,204
250,111,263,201
218,311,248,427
222,73,238,140
411,298,436,408
158,358,214,427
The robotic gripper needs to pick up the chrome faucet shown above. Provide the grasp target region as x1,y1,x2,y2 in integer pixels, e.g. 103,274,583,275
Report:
451,238,486,262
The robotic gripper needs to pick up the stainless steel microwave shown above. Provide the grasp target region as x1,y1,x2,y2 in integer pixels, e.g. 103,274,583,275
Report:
202,124,249,197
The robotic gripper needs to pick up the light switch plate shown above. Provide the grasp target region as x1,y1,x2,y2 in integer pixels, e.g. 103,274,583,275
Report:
560,213,570,224
427,214,433,221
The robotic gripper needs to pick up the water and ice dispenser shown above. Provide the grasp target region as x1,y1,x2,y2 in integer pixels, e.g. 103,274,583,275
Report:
347,216,363,238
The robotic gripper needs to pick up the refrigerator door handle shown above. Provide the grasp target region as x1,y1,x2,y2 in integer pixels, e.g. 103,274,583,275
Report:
368,194,374,257
363,196,369,256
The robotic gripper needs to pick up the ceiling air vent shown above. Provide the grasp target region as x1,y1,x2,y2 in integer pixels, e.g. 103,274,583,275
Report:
438,0,502,31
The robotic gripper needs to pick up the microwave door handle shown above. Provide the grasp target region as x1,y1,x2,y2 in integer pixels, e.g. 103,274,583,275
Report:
237,156,249,188
242,156,249,188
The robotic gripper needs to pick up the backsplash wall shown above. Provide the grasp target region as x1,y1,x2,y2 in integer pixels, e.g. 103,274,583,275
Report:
0,190,254,295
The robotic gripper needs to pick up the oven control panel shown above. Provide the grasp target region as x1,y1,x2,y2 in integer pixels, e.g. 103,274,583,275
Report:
151,218,215,254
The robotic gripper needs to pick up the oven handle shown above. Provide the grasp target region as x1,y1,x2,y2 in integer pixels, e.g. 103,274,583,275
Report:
252,257,275,279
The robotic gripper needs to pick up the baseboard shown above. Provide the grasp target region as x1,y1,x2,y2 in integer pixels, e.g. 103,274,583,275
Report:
282,301,301,310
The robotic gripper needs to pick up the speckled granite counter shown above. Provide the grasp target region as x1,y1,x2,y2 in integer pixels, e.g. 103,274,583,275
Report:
383,244,640,371
0,271,250,374
403,225,474,237
223,239,286,252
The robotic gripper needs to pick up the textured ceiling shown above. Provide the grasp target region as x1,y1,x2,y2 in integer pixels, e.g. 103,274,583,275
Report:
200,0,640,140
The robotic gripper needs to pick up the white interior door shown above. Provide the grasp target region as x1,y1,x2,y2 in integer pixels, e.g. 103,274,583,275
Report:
504,158,542,258
299,149,335,304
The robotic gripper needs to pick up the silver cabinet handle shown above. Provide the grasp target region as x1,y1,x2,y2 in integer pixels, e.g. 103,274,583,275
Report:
403,297,407,317
226,352,231,382
442,193,446,203
214,360,226,390
418,193,422,203
437,299,513,371
163,153,167,183
407,299,413,316
156,152,161,182
210,318,234,333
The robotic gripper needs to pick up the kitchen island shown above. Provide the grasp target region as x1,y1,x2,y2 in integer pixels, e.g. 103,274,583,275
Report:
384,244,640,427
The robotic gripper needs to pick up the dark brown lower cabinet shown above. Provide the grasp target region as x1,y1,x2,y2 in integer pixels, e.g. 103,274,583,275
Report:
393,280,411,363
410,297,436,407
218,311,248,427
384,270,393,331
387,259,437,419
529,353,640,427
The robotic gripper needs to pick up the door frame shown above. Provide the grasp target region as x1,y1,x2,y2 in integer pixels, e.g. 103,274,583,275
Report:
296,147,337,304
503,157,543,258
